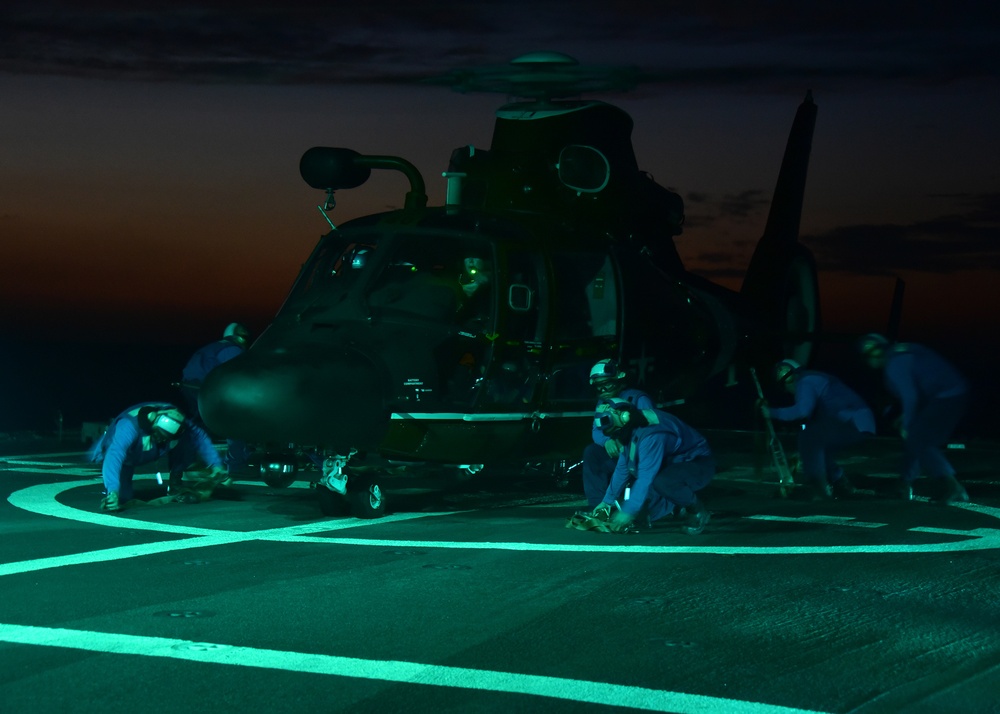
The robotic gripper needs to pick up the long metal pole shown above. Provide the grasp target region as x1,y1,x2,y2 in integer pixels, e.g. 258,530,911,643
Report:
749,368,794,498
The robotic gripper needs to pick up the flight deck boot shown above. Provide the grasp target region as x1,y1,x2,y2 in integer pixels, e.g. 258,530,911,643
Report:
831,475,857,499
681,497,710,535
931,475,969,505
801,480,833,501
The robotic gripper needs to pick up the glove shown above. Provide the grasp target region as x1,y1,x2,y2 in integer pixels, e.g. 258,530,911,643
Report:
756,398,770,418
609,510,635,533
591,502,612,521
208,464,231,485
604,439,621,459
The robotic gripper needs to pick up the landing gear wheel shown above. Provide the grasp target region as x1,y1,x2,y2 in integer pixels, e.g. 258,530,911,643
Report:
316,486,350,517
550,459,579,490
261,469,296,489
259,457,297,489
349,480,386,519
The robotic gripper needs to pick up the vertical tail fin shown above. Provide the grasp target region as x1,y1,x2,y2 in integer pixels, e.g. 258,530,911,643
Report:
742,91,817,295
761,91,816,253
740,92,820,366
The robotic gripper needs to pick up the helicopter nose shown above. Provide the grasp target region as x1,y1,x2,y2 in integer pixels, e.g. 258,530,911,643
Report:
199,348,387,451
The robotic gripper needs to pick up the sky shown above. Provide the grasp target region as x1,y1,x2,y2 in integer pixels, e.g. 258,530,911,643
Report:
3,0,1000,352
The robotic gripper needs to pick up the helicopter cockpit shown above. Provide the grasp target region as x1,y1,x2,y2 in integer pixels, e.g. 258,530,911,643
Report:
288,228,495,327
267,213,627,419
276,225,501,409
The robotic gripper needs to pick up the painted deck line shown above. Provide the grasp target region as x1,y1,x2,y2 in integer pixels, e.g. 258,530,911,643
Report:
0,623,830,714
745,515,888,528
1,479,461,578
7,480,231,536
6,479,447,532
0,459,81,468
7,480,1000,558
0,536,238,577
0,450,89,460
307,532,1000,554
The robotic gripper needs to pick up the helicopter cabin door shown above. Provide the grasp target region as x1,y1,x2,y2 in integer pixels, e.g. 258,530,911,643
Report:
477,249,547,408
541,248,619,437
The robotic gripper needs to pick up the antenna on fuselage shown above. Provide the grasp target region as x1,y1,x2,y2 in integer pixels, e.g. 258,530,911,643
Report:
317,191,338,231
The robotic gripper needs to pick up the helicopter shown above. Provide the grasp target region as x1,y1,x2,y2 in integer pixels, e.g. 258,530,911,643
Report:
198,52,820,518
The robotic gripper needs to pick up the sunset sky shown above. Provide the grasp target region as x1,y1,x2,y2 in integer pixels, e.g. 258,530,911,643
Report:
3,1,999,350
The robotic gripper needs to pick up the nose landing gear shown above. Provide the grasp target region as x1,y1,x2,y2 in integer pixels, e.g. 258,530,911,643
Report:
316,450,387,518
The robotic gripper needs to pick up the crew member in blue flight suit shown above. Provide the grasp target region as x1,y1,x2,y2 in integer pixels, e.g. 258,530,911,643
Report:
859,333,970,504
759,359,875,500
88,403,225,512
580,360,673,525
180,322,251,471
592,398,715,535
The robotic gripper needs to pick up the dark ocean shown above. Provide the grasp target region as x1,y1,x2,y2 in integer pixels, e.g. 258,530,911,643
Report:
0,339,204,437
2,334,997,444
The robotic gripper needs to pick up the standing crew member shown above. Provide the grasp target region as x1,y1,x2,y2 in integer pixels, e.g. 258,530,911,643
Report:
181,322,251,471
760,359,875,499
581,360,672,524
859,333,969,503
88,403,225,511
592,398,715,535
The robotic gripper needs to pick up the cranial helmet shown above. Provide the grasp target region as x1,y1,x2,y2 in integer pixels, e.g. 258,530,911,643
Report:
149,408,186,442
223,322,250,346
596,397,638,437
858,333,890,357
773,358,802,385
589,359,627,398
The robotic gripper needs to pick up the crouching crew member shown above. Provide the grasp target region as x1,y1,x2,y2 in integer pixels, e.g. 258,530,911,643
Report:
760,359,875,500
581,360,673,524
88,402,226,511
592,398,714,535
860,333,969,504
180,322,252,471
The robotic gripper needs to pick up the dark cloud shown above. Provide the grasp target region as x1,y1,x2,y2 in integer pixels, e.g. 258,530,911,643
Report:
718,190,770,220
677,190,769,231
804,192,1000,275
681,255,747,281
2,1,999,88
683,193,1000,280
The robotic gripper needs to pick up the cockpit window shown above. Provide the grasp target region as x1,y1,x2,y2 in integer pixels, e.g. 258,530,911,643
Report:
289,233,380,302
367,232,495,327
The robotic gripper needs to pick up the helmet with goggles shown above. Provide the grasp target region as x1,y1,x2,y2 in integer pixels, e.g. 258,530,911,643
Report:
149,408,186,442
223,322,250,347
858,333,890,357
773,358,802,386
589,359,627,398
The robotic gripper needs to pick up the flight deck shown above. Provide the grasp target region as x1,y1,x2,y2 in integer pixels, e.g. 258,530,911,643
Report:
2,431,998,713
